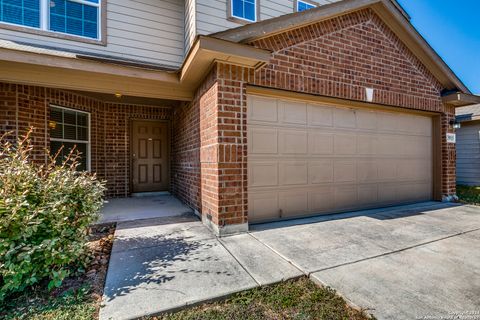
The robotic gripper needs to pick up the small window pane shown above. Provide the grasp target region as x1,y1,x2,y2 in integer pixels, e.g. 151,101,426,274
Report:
232,0,243,18
77,126,88,141
244,1,255,21
77,113,88,126
50,14,66,32
50,107,63,122
50,123,63,139
63,109,76,125
1,0,40,28
50,140,64,165
64,124,77,140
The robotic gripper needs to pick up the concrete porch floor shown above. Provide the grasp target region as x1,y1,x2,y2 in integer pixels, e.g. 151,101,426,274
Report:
99,201,480,320
98,194,193,224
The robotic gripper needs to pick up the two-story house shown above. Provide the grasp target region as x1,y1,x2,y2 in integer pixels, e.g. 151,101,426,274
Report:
0,0,478,235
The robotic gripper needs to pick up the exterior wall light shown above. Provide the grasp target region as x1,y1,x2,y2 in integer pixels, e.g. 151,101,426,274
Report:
449,119,461,129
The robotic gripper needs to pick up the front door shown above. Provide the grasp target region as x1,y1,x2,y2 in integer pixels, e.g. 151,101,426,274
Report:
131,120,169,193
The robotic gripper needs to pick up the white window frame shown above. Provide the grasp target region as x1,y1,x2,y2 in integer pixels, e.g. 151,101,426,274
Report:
49,105,91,171
230,0,257,23
295,0,317,12
0,0,102,41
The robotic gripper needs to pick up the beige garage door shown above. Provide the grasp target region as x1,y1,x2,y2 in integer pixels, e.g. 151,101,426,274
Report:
248,95,433,223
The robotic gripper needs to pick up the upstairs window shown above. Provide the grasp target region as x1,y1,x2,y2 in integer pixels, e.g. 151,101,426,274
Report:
296,0,316,12
50,0,100,39
230,0,256,22
0,0,101,40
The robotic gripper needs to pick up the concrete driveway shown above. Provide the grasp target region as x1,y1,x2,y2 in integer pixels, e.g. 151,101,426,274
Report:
100,202,480,320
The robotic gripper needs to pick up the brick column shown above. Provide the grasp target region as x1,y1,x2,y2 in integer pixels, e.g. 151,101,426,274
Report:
197,63,251,235
441,106,457,200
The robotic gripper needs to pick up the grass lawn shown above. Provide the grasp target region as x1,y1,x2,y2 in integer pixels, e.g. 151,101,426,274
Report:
457,185,480,205
155,278,374,320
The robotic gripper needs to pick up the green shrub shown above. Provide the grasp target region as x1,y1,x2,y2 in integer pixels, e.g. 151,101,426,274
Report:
0,129,106,301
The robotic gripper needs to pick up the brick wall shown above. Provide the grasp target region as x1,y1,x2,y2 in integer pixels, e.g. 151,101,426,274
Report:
192,8,457,228
0,82,172,198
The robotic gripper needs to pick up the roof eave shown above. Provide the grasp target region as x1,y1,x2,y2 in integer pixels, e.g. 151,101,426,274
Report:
442,92,480,107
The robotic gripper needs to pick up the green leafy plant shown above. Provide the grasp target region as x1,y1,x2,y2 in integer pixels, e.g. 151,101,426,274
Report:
0,129,106,302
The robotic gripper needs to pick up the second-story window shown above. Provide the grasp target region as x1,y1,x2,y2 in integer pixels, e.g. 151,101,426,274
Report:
0,0,101,40
231,0,256,22
50,0,100,39
296,0,317,12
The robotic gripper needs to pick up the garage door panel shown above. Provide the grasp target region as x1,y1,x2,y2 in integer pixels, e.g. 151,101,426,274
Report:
358,185,378,205
357,160,378,182
356,110,378,130
248,95,278,123
249,162,278,187
309,187,335,212
248,95,433,223
378,113,400,132
377,160,397,180
377,135,400,156
378,184,397,203
309,132,334,155
335,185,358,209
309,160,334,184
334,108,356,128
280,100,307,125
279,129,307,154
249,191,280,222
334,134,357,155
334,160,356,183
249,128,278,154
308,104,333,127
279,191,309,217
279,162,308,186
357,134,377,155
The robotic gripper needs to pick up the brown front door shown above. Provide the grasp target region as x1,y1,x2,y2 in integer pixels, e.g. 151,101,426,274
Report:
131,120,170,193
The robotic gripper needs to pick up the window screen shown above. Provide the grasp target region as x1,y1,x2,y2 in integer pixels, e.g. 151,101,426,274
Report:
50,106,89,171
0,0,40,28
231,0,256,22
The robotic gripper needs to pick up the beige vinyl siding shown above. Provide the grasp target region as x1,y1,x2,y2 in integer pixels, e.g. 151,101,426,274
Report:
0,0,185,67
456,121,480,186
195,0,340,35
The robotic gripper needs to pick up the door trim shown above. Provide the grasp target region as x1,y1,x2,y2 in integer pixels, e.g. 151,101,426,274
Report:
129,119,171,195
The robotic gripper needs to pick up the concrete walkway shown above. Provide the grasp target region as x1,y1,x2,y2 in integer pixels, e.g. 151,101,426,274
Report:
100,202,480,320
99,195,192,224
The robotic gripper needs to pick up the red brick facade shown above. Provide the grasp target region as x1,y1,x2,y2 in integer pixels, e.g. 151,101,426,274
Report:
0,82,172,198
0,8,458,232
184,8,457,228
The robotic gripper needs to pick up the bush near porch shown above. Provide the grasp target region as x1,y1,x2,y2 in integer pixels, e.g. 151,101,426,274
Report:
0,130,106,302
457,185,480,205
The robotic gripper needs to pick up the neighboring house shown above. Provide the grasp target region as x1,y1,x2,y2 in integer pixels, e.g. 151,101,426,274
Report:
456,104,480,186
0,0,479,235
